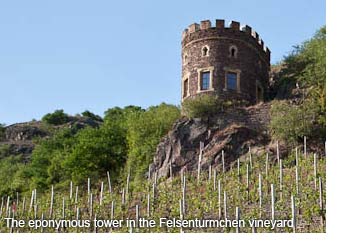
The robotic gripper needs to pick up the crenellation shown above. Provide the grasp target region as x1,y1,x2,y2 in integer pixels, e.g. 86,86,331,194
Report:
260,39,264,49
242,25,252,35
229,21,240,30
200,20,212,30
215,19,225,29
252,31,259,41
266,47,271,59
183,20,268,55
188,23,200,33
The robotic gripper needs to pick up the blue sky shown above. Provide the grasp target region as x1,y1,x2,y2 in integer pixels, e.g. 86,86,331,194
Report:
0,0,325,125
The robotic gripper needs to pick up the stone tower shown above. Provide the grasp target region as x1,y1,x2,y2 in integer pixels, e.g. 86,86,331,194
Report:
181,19,270,104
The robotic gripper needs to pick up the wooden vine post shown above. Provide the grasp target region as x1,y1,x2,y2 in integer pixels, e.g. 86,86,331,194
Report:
258,173,262,216
222,150,225,173
319,177,324,231
49,185,54,219
107,171,112,194
295,147,299,195
291,195,296,233
271,184,275,221
218,179,221,219
235,207,240,233
313,153,317,190
279,160,283,200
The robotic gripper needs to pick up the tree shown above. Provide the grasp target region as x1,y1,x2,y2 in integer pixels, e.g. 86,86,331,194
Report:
42,109,70,125
0,155,24,196
81,110,103,122
125,103,180,181
62,124,127,184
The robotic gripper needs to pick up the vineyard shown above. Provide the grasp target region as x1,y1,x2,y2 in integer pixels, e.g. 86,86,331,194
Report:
0,141,325,233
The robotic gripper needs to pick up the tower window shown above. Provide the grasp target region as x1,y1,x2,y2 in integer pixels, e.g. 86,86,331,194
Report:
183,79,189,98
229,45,238,58
256,80,264,103
202,46,209,57
183,53,188,64
227,72,237,90
231,48,236,57
200,71,210,90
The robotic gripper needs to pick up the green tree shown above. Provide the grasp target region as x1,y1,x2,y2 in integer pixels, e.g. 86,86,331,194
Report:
42,109,70,125
28,128,76,190
0,155,24,196
81,110,103,122
125,103,180,181
62,124,127,184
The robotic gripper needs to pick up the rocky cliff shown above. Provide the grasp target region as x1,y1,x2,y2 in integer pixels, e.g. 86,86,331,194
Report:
150,102,286,179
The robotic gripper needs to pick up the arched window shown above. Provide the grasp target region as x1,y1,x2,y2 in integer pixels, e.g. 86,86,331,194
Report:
202,46,209,57
183,53,188,64
229,45,238,58
183,78,189,98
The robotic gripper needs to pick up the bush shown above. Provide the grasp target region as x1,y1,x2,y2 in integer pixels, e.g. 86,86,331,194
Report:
81,110,103,122
0,155,24,196
125,103,180,182
182,94,222,121
269,100,320,145
42,109,70,125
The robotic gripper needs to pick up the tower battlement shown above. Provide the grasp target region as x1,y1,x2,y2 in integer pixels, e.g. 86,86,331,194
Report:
182,19,270,60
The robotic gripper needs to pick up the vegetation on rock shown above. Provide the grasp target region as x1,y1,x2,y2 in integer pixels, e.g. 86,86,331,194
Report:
42,109,71,125
270,26,325,145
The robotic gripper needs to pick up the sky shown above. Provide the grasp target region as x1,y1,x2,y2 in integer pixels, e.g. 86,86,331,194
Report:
0,0,326,125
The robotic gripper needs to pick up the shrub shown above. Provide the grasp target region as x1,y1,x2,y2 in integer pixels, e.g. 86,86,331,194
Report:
182,94,222,121
269,100,320,145
42,109,70,125
81,110,103,122
0,155,24,196
125,103,181,182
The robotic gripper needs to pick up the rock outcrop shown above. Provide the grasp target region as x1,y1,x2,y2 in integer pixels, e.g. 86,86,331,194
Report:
0,117,102,162
151,103,275,179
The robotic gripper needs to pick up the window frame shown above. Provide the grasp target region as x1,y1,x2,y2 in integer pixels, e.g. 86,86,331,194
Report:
181,73,191,101
183,52,189,65
201,71,210,90
201,45,210,57
197,66,214,93
226,72,238,90
223,68,241,92
256,80,264,103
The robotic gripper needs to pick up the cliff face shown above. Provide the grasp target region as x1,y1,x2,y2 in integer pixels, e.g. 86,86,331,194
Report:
151,103,276,179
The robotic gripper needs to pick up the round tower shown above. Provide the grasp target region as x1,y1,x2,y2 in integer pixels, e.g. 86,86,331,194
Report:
181,19,271,104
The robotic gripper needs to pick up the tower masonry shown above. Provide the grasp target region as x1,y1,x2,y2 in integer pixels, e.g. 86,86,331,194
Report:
181,19,271,104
